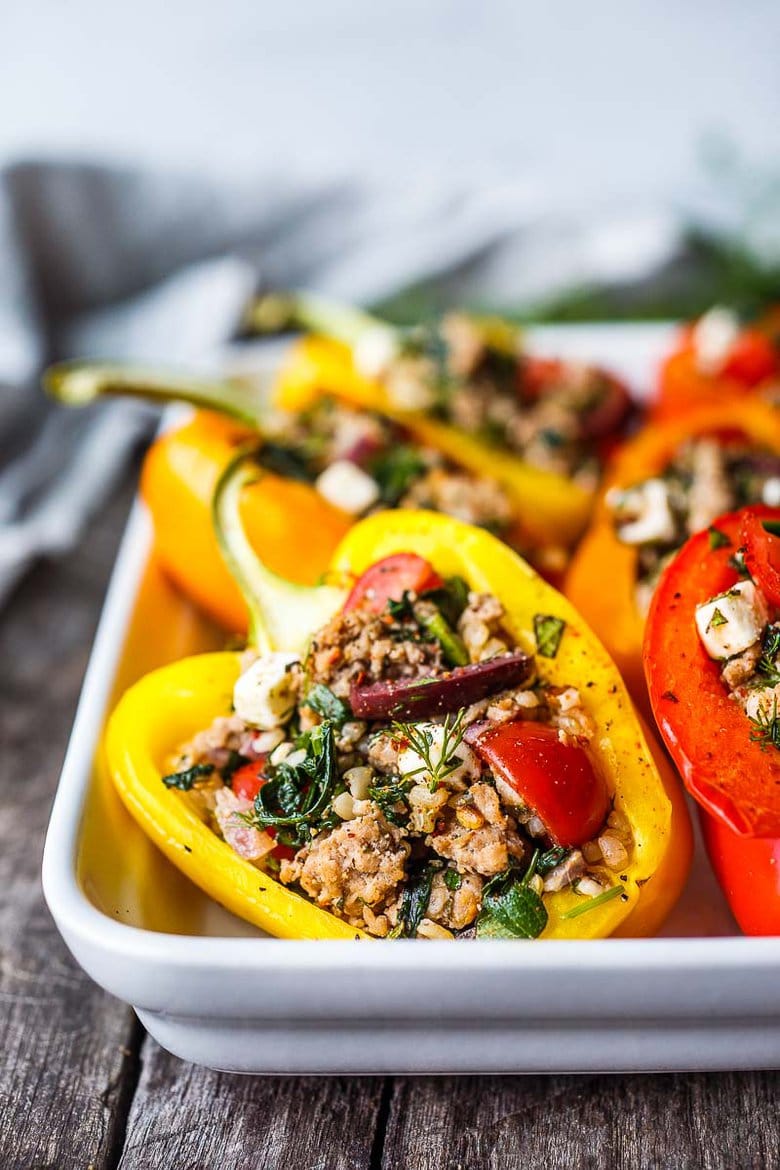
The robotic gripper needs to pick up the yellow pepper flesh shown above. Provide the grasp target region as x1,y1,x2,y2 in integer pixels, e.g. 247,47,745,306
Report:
106,510,691,942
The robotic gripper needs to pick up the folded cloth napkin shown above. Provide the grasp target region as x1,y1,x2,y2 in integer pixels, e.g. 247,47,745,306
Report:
0,158,685,608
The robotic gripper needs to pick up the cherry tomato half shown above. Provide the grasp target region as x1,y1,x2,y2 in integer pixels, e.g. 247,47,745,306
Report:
231,762,267,802
518,356,566,400
343,553,443,614
474,721,610,847
231,763,297,860
721,329,778,386
741,508,780,608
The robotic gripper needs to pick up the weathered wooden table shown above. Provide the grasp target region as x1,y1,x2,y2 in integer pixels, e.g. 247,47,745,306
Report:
2,470,778,1170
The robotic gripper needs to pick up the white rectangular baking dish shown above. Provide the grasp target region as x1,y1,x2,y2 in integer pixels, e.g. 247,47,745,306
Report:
43,324,780,1074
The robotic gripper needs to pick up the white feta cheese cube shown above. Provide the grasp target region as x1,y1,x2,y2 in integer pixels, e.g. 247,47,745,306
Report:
692,306,739,375
315,460,380,515
763,477,780,507
232,652,300,730
353,325,399,379
397,723,479,788
616,479,677,545
695,580,768,660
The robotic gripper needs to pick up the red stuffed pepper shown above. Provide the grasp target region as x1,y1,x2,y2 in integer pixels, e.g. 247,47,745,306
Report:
644,504,780,934
656,305,780,420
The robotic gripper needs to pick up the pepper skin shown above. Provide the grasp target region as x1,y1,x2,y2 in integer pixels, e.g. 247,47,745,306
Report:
274,334,594,552
106,509,691,942
565,400,780,714
643,505,780,935
142,411,352,632
644,505,780,837
656,320,779,421
699,811,780,937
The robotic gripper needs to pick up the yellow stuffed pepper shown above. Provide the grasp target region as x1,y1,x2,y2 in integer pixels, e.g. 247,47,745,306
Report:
264,292,635,555
46,345,589,635
105,452,690,942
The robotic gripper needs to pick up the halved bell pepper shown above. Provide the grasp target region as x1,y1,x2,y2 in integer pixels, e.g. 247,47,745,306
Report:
699,815,780,936
44,362,353,632
565,399,780,713
266,294,600,552
656,309,780,421
643,505,780,935
44,351,580,626
141,411,351,631
105,459,691,941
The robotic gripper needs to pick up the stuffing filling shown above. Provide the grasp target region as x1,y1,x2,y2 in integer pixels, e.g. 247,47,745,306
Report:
352,312,631,488
607,438,780,614
695,574,780,750
259,396,513,534
164,575,632,939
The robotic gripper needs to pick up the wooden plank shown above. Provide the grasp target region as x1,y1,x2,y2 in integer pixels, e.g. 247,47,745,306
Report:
382,1072,780,1169
118,1036,387,1170
0,475,142,1170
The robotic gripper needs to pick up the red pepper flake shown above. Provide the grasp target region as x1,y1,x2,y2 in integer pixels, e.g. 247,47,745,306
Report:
661,690,679,703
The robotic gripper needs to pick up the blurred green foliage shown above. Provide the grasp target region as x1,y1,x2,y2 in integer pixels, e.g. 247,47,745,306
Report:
375,229,780,326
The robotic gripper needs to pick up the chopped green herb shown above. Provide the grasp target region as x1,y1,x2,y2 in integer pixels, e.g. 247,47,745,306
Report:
748,697,780,752
537,846,569,875
765,625,780,659
727,549,751,579
386,591,415,621
367,776,413,826
399,324,456,403
749,626,780,688
476,850,548,940
414,603,469,667
253,722,337,835
392,861,440,937
422,575,470,627
220,750,248,784
560,883,625,919
444,869,462,892
709,608,728,628
304,683,351,726
162,763,214,790
368,445,428,505
533,613,566,658
256,441,315,482
708,526,731,550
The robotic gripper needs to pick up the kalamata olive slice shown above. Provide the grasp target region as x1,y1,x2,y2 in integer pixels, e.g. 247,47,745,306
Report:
349,652,533,720
579,374,632,440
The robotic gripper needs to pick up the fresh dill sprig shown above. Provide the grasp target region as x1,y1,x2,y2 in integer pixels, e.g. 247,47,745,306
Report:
748,697,780,752
392,708,468,791
748,626,780,688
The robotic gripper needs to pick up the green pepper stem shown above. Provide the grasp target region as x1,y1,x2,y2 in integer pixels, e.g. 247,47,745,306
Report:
44,361,269,429
213,449,347,654
246,290,398,351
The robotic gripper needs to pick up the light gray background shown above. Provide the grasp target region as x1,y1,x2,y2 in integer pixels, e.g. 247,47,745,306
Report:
3,0,778,208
